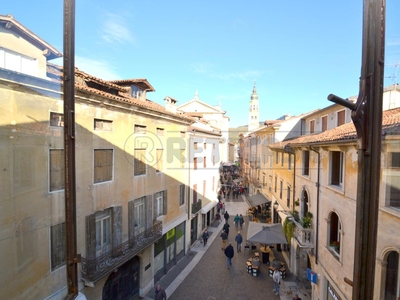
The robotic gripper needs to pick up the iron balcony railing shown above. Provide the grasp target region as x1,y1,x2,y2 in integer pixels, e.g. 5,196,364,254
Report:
191,199,202,214
81,220,162,283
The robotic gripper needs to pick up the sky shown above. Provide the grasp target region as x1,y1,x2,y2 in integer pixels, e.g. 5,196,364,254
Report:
2,1,400,128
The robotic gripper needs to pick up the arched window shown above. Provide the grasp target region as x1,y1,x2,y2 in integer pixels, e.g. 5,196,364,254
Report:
385,251,399,299
329,212,341,255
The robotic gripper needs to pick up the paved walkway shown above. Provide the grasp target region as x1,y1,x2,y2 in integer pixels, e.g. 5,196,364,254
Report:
144,195,311,300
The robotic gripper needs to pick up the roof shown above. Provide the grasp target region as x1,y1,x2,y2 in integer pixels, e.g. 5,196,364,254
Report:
269,107,400,149
108,78,155,92
45,64,194,123
0,14,62,60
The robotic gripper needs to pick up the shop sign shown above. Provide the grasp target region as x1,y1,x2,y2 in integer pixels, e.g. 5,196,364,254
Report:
167,228,175,239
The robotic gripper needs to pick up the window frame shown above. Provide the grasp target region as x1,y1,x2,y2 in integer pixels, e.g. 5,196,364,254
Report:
94,118,113,131
302,150,310,176
329,151,344,188
134,148,147,176
50,222,66,271
50,112,64,127
49,149,65,192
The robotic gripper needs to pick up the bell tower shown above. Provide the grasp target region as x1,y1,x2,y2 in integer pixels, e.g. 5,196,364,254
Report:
248,83,259,131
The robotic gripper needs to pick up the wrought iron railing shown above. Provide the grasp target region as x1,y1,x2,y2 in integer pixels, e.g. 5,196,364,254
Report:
191,200,202,214
81,220,162,283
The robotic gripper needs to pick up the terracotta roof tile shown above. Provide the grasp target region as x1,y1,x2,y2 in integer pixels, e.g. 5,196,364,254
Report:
270,107,400,149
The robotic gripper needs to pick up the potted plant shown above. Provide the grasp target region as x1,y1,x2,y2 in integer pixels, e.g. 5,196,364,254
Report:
330,241,340,251
301,212,313,229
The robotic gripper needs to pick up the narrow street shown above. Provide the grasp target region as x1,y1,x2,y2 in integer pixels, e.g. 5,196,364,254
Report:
146,196,310,300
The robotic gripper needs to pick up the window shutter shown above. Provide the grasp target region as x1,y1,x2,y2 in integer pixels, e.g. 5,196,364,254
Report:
112,206,122,249
153,193,158,220
86,213,96,259
146,195,152,229
128,201,135,240
163,190,168,215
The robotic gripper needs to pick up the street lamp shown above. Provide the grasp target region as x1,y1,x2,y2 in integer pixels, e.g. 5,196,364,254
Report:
273,200,279,211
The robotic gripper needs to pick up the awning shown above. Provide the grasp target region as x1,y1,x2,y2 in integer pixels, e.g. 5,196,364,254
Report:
247,193,271,207
233,177,245,183
201,201,218,214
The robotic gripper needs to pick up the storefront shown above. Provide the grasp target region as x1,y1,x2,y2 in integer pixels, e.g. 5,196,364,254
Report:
154,222,186,282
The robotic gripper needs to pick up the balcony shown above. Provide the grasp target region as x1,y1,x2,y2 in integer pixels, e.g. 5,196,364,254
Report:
191,199,202,214
293,220,314,247
81,220,162,283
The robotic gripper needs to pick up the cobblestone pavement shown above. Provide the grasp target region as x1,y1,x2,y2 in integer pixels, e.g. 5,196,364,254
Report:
144,195,311,300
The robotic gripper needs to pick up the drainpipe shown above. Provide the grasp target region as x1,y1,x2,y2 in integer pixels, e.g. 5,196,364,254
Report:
309,146,320,265
283,145,296,212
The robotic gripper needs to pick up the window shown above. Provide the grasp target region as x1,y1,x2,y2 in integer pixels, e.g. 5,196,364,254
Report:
288,154,292,171
131,85,143,98
95,210,112,256
269,176,272,192
322,115,328,132
49,149,65,191
385,152,400,208
269,154,273,168
133,197,145,233
94,149,113,183
303,150,310,176
275,151,279,164
180,131,185,138
310,120,315,134
0,48,37,76
384,251,399,299
50,112,64,127
179,184,186,206
157,128,164,136
134,149,146,176
330,151,344,187
194,157,197,170
274,176,277,193
281,152,284,167
50,222,66,271
204,156,206,168
94,119,113,131
156,149,163,173
154,190,167,217
194,142,198,150
329,212,341,256
279,180,283,199
287,186,291,208
337,110,345,126
134,124,146,134
193,184,198,203
212,155,215,166
204,143,206,149
180,149,185,168
212,176,215,191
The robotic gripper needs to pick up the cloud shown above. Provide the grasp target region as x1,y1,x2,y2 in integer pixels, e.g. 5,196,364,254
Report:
75,56,121,80
189,62,262,81
100,12,135,45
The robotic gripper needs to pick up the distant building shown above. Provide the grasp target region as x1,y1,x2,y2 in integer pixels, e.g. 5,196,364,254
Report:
248,84,260,132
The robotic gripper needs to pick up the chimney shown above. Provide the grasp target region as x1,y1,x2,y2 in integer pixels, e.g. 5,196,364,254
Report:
164,96,177,112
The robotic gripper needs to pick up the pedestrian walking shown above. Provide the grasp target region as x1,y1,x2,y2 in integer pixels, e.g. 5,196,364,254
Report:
220,230,228,250
272,268,282,296
223,221,230,237
224,242,234,269
224,210,230,222
239,214,244,229
215,212,221,224
154,284,167,300
202,230,209,246
292,294,302,300
235,231,243,253
234,214,240,229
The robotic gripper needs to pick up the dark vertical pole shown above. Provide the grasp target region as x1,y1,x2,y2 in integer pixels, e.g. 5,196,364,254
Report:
63,0,79,299
352,0,385,299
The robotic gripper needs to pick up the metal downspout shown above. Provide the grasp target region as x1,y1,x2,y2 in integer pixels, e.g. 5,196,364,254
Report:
310,146,320,265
